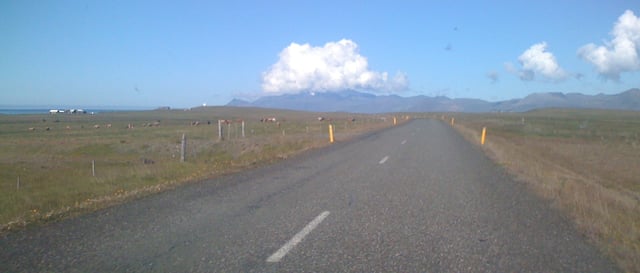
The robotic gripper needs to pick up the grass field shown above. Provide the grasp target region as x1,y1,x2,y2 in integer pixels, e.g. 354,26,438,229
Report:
5,107,633,270
449,109,640,273
0,107,399,233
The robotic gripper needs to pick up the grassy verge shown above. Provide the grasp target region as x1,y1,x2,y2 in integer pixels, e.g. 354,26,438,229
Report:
447,109,640,273
0,107,403,233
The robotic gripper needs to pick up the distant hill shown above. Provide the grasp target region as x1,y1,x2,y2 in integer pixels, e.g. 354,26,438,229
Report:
227,88,640,113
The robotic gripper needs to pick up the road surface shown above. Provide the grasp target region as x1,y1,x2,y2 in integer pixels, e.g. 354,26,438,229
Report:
0,119,619,272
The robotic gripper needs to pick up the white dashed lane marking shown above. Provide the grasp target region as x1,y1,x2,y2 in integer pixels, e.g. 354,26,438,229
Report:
379,156,389,164
266,211,330,263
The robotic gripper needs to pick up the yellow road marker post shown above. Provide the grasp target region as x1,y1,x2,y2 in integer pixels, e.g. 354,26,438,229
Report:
481,127,487,145
329,124,334,143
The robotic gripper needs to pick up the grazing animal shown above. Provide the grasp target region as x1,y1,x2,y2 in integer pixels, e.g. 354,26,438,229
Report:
28,127,36,131
94,124,100,129
141,158,155,164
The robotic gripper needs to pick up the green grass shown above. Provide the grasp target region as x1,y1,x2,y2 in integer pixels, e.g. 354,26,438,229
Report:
0,107,396,231
454,109,640,140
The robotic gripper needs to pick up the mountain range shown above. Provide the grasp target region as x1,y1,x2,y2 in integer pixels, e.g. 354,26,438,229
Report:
227,88,640,113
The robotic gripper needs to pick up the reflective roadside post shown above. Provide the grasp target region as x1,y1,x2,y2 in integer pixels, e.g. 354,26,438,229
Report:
481,127,487,145
329,124,334,143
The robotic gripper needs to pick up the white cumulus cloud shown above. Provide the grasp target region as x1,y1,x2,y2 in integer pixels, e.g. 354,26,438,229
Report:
578,10,640,80
516,42,568,81
261,39,408,94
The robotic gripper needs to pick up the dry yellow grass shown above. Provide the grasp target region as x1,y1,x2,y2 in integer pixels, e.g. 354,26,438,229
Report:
451,110,640,273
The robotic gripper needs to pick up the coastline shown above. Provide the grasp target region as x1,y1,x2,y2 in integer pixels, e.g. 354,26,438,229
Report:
0,108,151,115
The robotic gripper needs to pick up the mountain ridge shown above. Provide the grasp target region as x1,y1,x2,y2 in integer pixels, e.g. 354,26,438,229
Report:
227,88,640,113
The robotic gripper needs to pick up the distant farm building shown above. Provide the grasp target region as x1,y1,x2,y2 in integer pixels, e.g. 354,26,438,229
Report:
49,109,86,114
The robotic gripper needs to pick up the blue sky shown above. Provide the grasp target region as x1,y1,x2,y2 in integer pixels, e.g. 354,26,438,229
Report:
1,0,639,108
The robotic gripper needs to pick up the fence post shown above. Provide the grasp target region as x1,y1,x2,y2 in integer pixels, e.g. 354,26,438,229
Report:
180,133,186,162
92,160,96,177
242,120,245,138
16,176,20,191
481,127,487,145
218,120,223,141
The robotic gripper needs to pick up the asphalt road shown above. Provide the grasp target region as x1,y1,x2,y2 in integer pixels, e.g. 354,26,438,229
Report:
0,119,620,272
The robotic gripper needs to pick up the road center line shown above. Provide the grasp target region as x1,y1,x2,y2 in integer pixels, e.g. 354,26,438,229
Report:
266,211,330,263
401,140,407,145
379,156,389,164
